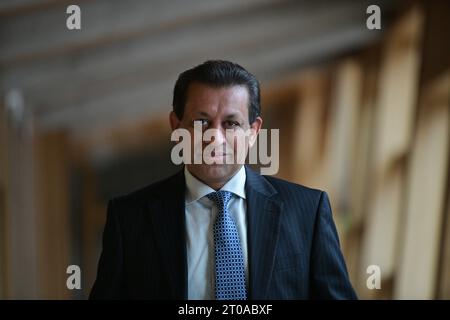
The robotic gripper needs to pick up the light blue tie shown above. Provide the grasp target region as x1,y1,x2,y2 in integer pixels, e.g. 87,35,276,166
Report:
207,190,247,300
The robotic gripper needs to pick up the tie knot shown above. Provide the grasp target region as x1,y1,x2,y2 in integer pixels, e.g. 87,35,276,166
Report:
207,190,232,210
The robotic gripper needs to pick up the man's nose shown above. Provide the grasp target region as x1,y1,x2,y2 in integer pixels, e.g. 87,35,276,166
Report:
205,124,227,146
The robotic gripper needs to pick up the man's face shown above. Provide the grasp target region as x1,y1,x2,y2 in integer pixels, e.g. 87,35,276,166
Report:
170,82,262,189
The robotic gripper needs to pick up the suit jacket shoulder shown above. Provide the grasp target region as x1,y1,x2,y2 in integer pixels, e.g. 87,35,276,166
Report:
114,170,183,203
109,170,184,217
252,171,327,229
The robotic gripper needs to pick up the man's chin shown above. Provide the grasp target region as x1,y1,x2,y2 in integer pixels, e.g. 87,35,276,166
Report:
198,163,236,176
187,163,242,187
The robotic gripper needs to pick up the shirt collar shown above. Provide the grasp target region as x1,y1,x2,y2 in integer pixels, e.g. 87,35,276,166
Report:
184,166,247,204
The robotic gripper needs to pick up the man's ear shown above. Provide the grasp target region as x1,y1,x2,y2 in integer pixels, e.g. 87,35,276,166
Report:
248,116,263,147
169,111,181,131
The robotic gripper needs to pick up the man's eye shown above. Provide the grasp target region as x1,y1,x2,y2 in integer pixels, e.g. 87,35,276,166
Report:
224,121,240,128
193,119,209,126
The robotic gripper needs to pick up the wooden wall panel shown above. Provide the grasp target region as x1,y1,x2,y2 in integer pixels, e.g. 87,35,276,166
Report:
359,6,424,298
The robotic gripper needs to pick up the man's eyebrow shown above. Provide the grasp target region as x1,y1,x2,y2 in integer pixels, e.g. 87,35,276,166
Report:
196,111,210,117
224,113,241,120
192,111,243,120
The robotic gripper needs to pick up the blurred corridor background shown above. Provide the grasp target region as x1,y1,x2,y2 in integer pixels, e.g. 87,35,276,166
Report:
0,0,449,299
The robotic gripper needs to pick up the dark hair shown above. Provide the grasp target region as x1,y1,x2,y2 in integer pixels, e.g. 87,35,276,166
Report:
172,60,261,123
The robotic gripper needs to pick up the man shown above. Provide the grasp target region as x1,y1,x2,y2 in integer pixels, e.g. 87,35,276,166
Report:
90,60,357,300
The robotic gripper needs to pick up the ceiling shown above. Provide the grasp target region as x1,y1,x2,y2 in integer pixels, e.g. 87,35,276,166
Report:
0,0,401,136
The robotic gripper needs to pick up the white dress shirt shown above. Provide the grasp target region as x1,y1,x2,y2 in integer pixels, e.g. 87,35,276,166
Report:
184,165,248,300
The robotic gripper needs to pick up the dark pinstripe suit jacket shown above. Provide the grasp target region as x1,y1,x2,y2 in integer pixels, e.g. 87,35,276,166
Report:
90,166,357,299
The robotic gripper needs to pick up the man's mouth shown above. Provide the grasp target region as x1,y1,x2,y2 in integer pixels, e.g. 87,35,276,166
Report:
211,153,228,157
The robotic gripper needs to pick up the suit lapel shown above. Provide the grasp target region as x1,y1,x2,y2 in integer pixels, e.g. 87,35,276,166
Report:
147,169,187,299
245,166,283,299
